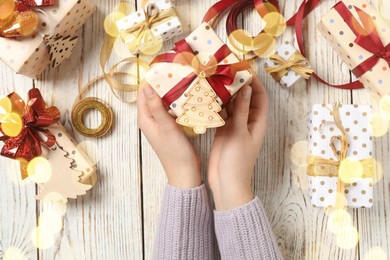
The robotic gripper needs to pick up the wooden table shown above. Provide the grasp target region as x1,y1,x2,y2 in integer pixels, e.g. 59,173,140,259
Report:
1,0,389,259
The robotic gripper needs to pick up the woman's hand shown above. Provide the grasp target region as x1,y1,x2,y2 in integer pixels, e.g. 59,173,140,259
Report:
208,74,269,211
137,83,202,188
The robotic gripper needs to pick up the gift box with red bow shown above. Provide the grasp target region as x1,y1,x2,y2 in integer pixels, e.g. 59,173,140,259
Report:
0,88,96,202
145,22,252,134
0,0,95,78
318,0,390,99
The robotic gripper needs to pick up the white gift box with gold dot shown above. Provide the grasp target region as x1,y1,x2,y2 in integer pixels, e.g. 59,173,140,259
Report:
307,104,374,208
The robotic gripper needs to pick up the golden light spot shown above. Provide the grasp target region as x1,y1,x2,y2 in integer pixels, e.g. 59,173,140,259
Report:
76,140,99,165
379,95,390,115
182,125,198,137
336,225,359,249
139,34,163,55
31,226,55,249
0,0,14,20
3,246,27,260
27,157,52,184
369,112,389,137
104,12,126,37
372,159,383,184
339,158,363,184
1,112,23,137
39,210,63,234
290,141,309,167
252,32,276,58
0,96,12,120
363,246,387,260
327,209,352,233
263,12,286,37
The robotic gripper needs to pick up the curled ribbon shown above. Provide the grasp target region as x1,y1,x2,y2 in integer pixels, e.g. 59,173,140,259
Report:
306,104,374,208
0,88,60,178
264,51,314,82
122,4,178,53
334,2,390,78
0,0,54,38
151,39,251,106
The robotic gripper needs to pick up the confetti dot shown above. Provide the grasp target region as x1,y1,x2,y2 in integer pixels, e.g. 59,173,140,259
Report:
359,55,364,60
362,4,367,8
378,80,383,84
339,31,344,35
349,43,353,47
330,19,335,24
383,67,387,71
193,36,198,41
172,103,176,108
240,79,245,83
382,28,386,33
168,73,172,78
207,40,212,45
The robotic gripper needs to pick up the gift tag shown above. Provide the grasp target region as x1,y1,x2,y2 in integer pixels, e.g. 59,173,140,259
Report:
44,35,79,68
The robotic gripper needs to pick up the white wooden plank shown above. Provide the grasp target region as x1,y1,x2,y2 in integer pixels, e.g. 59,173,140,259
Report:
0,63,38,258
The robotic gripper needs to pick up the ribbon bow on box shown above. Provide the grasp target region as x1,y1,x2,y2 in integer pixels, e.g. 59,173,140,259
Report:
0,0,79,68
0,88,60,179
152,39,251,107
306,104,374,209
265,51,314,83
334,2,390,78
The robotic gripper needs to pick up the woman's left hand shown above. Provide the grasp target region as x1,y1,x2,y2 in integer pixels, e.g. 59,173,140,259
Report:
137,83,202,188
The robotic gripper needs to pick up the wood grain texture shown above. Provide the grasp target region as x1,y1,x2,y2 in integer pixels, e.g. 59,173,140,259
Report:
1,0,390,259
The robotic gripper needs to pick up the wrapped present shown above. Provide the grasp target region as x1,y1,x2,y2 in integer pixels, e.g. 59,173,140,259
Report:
145,22,252,134
318,0,390,99
307,104,374,208
264,41,313,88
0,88,96,202
0,0,96,78
116,0,182,54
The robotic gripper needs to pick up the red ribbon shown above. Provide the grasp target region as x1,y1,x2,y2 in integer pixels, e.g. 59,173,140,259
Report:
20,0,55,7
334,2,390,78
151,39,251,106
0,88,60,162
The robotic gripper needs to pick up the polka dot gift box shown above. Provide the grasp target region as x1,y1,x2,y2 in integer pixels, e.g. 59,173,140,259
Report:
145,22,252,133
116,0,182,55
307,104,374,208
318,0,390,99
264,41,313,88
0,0,96,78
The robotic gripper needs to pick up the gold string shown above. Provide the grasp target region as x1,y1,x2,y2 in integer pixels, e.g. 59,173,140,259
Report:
265,51,314,82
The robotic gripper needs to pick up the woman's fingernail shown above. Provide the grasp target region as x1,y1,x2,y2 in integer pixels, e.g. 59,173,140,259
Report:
241,87,252,99
143,87,155,99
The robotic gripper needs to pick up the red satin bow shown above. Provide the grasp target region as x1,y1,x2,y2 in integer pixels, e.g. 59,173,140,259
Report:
334,2,390,78
0,88,60,162
20,0,55,7
151,39,251,106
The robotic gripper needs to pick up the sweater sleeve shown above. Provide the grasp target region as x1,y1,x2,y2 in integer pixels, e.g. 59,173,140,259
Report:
214,197,284,260
153,184,215,260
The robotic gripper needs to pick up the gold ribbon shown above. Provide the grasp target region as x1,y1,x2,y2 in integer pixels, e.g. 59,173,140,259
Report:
122,4,178,53
306,104,374,208
265,51,314,82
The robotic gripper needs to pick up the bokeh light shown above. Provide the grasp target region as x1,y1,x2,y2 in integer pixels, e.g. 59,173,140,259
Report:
369,111,389,137
76,140,99,165
104,12,126,37
252,32,276,58
363,246,387,260
27,157,52,184
339,158,363,184
138,33,163,56
290,140,309,167
263,12,286,37
31,226,55,249
39,210,63,234
336,225,359,249
3,246,27,260
0,0,15,20
327,209,352,233
1,112,23,137
379,95,390,115
0,96,12,120
373,159,383,184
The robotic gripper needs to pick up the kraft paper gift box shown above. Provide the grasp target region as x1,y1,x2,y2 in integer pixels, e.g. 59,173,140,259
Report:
264,41,313,88
116,0,182,54
144,22,252,120
0,0,96,78
318,0,390,99
307,104,374,208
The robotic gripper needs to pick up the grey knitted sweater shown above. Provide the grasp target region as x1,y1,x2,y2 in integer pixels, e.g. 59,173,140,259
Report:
153,184,284,260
